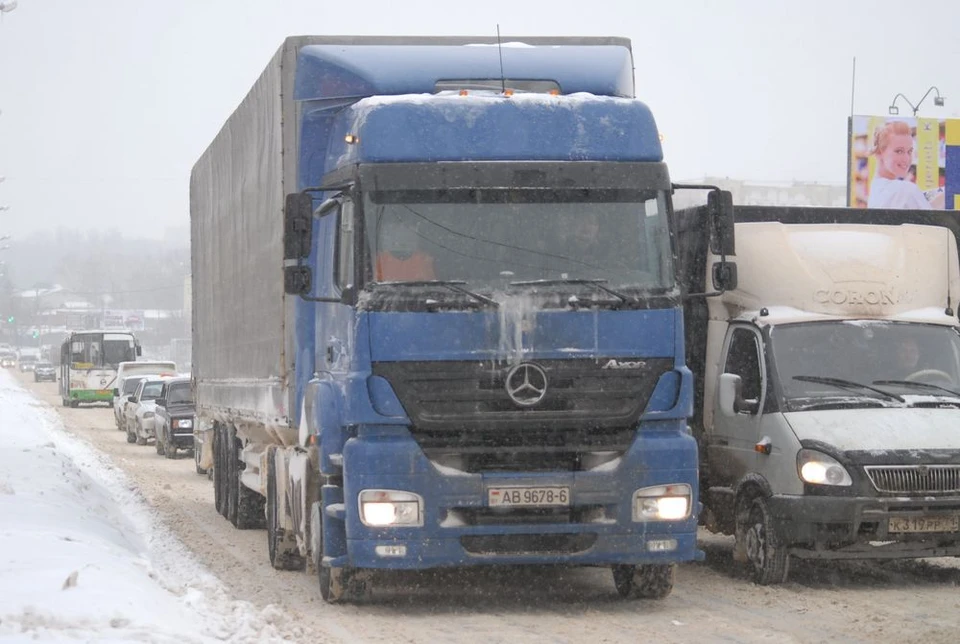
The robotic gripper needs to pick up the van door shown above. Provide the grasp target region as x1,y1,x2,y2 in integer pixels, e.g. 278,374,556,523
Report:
710,325,766,486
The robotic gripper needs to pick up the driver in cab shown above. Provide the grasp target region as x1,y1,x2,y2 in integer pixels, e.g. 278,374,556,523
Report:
374,217,436,282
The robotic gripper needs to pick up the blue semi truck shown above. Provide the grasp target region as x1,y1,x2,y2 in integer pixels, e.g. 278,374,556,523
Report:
191,36,730,602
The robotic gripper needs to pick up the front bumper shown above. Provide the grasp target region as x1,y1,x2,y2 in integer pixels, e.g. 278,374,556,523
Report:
333,425,702,571
767,494,960,559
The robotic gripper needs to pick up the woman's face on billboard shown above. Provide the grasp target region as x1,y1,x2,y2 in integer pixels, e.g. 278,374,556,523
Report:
878,133,914,179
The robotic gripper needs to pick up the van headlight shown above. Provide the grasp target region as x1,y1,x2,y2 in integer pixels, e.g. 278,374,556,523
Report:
359,490,423,527
633,484,692,521
797,449,852,486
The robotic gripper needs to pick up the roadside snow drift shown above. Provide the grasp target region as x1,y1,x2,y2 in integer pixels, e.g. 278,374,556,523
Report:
0,371,291,642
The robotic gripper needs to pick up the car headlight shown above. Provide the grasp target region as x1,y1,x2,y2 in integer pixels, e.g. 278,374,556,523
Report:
358,490,423,527
797,449,852,486
173,418,193,429
633,484,692,521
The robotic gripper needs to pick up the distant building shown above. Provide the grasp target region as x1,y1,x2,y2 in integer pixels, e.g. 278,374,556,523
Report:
674,177,847,210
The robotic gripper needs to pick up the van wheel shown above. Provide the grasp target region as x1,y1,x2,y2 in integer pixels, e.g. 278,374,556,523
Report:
742,497,790,585
612,564,675,599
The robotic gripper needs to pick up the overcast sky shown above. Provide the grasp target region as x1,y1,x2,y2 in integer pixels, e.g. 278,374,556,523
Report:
0,0,958,241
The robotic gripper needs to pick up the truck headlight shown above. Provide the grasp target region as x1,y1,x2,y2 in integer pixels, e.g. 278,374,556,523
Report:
797,449,852,486
633,484,692,521
359,490,423,527
173,418,193,429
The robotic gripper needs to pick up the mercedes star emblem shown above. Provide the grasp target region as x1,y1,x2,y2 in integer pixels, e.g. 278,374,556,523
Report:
505,363,548,407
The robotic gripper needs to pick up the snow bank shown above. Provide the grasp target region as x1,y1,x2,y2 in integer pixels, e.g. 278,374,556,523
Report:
0,371,291,643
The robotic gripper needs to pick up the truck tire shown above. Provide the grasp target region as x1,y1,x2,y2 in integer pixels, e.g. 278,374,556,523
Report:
213,424,227,518
267,447,305,570
319,564,366,604
155,428,165,455
611,564,675,600
742,497,790,585
225,425,239,525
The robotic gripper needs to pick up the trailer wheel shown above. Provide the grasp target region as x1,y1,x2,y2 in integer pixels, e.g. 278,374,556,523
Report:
612,564,675,599
267,447,305,570
213,424,227,517
742,497,790,585
225,425,239,525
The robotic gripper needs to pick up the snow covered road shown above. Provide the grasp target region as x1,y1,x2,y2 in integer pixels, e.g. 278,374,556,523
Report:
4,369,960,643
0,370,305,642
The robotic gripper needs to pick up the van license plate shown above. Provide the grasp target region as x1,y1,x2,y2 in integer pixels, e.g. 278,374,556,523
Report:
888,515,960,533
488,487,570,507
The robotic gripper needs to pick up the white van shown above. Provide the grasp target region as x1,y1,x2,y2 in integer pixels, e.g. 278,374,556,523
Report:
112,360,177,430
679,205,960,584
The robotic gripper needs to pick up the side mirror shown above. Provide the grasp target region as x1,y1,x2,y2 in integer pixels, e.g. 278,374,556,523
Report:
718,373,759,416
284,193,314,260
127,395,136,403
136,345,142,357
712,261,738,291
155,398,166,408
112,388,119,397
284,265,312,295
708,189,735,256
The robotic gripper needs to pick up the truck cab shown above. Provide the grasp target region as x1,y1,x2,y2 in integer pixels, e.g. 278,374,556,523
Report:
679,205,960,583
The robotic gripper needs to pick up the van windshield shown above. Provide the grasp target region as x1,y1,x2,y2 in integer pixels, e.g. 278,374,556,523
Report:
768,321,960,409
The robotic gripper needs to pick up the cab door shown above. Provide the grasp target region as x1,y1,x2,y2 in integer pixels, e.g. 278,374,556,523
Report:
709,324,766,486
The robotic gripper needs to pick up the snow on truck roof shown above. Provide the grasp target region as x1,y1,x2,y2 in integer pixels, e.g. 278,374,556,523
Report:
292,38,634,100
714,221,960,327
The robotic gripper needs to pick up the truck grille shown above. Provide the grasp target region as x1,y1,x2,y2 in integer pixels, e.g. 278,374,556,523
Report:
373,358,673,447
864,465,960,494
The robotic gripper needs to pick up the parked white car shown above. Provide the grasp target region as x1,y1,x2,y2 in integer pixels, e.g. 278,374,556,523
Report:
124,377,168,445
112,361,177,429
114,375,147,431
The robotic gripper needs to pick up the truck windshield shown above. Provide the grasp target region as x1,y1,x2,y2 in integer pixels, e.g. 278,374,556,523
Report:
363,187,674,296
769,321,960,408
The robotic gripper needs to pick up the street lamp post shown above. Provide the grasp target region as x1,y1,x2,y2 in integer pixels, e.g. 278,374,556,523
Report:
889,86,946,116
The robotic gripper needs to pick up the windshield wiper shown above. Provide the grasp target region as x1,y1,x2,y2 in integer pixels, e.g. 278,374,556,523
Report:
872,380,960,399
508,278,634,307
793,375,904,403
370,280,499,309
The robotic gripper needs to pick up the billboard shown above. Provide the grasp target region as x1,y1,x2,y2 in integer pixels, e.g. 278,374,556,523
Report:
848,115,960,210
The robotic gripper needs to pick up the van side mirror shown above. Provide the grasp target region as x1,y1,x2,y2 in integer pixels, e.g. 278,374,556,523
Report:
712,261,738,291
708,189,735,256
284,192,314,260
718,373,759,416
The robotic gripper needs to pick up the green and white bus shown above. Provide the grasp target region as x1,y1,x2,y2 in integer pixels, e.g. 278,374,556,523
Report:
59,330,141,407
